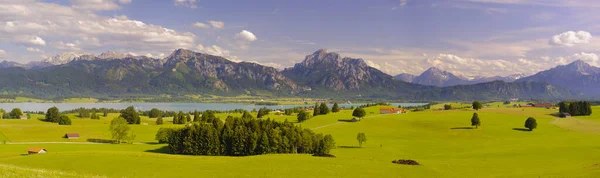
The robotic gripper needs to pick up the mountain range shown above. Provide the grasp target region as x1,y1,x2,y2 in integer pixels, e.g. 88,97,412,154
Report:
395,67,525,87
516,60,600,96
0,49,586,101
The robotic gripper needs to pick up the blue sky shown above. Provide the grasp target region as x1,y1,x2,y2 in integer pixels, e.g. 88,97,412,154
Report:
1,0,600,77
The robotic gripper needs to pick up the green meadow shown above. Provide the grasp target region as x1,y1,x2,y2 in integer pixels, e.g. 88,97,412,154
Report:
1,105,600,177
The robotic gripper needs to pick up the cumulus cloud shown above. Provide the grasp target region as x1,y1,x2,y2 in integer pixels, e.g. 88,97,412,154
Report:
571,52,599,66
0,49,5,58
425,53,546,77
549,31,592,46
192,22,209,29
15,36,46,46
174,0,198,9
235,30,257,42
0,1,195,56
197,45,240,62
208,21,224,29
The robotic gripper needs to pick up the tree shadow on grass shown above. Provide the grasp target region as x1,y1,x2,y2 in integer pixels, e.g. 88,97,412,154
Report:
145,146,170,154
337,119,358,123
512,128,531,132
87,138,115,144
338,145,361,149
450,127,474,130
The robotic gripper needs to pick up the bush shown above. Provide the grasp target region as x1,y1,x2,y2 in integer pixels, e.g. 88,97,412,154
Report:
525,117,537,131
155,127,175,143
392,159,420,165
156,116,164,125
352,108,366,118
57,115,72,125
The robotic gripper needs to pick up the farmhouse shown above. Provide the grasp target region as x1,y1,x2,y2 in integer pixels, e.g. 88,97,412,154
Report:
532,103,553,108
380,108,403,114
27,147,47,155
65,133,80,139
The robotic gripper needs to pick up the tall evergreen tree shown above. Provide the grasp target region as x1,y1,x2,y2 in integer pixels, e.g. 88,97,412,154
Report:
471,113,481,128
331,102,340,112
319,103,329,115
193,110,200,122
313,103,320,116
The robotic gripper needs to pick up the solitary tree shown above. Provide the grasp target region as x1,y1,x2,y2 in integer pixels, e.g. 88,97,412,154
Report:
313,103,320,116
332,102,340,113
110,116,131,144
524,117,537,131
120,106,140,124
319,103,330,115
9,108,22,119
149,108,161,118
471,113,481,128
45,106,60,122
57,115,72,125
352,108,366,119
472,101,483,110
156,116,164,125
297,110,310,122
356,133,367,147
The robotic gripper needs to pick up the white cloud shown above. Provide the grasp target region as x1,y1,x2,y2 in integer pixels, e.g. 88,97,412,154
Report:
192,22,209,29
426,53,543,76
26,47,43,53
15,36,46,46
571,52,599,66
208,21,224,29
235,30,257,42
0,49,5,58
549,31,592,46
70,0,122,11
0,1,196,56
54,41,81,51
174,0,198,9
400,0,408,6
198,45,239,62
118,0,132,4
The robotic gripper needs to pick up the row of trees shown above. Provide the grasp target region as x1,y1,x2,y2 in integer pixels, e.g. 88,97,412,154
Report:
45,107,71,125
559,101,592,116
161,117,336,156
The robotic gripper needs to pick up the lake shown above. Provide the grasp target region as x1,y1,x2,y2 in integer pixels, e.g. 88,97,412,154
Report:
0,103,427,112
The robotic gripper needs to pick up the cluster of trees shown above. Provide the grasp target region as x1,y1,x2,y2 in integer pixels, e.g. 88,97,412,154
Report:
161,117,336,156
559,101,592,116
297,110,310,122
0,108,24,119
120,106,141,124
444,104,452,110
63,107,117,117
172,111,191,124
357,102,390,108
313,103,330,116
45,107,71,125
90,112,101,120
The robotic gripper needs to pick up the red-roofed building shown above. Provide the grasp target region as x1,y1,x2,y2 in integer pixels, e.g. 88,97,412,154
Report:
380,108,403,114
65,133,80,139
27,147,47,154
532,103,553,108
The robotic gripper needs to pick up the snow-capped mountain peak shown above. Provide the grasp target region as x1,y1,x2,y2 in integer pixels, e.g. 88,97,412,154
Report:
42,52,94,65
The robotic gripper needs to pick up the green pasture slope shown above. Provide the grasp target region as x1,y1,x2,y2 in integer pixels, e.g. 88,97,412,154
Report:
1,105,600,177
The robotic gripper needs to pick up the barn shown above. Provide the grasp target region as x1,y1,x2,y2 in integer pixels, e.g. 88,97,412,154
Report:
65,133,80,139
28,147,47,155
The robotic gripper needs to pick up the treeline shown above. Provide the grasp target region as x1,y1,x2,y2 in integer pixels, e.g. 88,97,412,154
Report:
160,117,336,156
358,102,390,108
401,103,433,112
559,101,592,116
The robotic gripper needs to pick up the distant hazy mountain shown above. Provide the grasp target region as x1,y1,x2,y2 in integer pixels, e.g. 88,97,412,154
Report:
516,60,600,95
400,67,526,87
393,73,415,82
411,67,471,86
415,80,572,101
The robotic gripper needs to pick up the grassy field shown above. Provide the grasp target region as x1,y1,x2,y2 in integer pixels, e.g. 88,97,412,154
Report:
1,105,600,177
